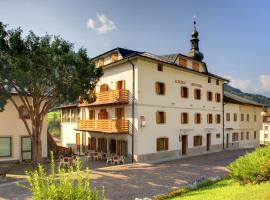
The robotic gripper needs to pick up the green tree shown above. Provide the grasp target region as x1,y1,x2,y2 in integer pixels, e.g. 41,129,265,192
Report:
0,22,102,165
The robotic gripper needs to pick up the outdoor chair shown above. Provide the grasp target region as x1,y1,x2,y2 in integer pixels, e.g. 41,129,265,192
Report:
97,152,103,160
112,155,120,165
59,155,70,168
71,155,77,167
106,154,112,165
119,156,125,164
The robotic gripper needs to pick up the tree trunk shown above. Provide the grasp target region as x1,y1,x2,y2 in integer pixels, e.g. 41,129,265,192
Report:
32,127,43,166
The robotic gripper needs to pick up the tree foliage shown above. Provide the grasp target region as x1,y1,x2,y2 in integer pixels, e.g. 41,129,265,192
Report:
0,22,103,163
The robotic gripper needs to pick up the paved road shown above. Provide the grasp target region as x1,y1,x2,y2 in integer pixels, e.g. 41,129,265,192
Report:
0,149,250,200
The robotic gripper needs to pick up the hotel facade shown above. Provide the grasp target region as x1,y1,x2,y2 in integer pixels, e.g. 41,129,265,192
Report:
60,23,262,162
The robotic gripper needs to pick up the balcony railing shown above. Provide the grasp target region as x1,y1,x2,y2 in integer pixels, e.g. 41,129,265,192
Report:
77,119,129,134
90,89,129,106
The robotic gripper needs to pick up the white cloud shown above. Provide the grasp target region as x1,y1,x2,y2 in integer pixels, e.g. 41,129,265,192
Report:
86,13,117,34
225,76,256,93
260,75,270,92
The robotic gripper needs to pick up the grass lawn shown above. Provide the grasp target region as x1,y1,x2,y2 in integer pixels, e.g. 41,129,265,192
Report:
169,179,270,200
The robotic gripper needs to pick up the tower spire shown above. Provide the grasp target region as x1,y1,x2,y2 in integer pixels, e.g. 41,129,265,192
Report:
188,16,204,61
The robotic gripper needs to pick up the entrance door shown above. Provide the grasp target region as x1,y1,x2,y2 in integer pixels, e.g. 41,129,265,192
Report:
206,133,211,151
226,133,229,148
182,135,187,155
21,136,32,161
110,139,116,154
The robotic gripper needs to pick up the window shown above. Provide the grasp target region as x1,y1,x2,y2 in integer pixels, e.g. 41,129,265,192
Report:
241,132,244,140
181,112,189,124
116,140,127,156
0,137,12,157
155,82,166,95
89,110,95,120
156,111,166,124
76,133,80,152
62,109,70,123
193,136,202,146
246,114,250,122
192,62,200,71
216,114,221,124
254,131,257,139
97,58,104,67
88,137,96,150
216,134,221,138
246,132,250,140
179,58,187,67
19,105,30,119
216,80,219,85
208,78,211,83
181,87,189,98
100,84,109,92
156,138,168,151
110,53,118,62
207,114,213,124
226,113,230,122
241,114,244,121
254,115,257,122
207,91,213,101
215,93,221,102
194,113,201,124
70,108,80,123
157,64,163,71
232,133,239,142
98,138,108,153
116,80,125,90
194,89,201,100
234,113,237,122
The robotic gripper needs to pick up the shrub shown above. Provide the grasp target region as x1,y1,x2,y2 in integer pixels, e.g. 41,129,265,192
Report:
18,152,104,200
228,146,270,184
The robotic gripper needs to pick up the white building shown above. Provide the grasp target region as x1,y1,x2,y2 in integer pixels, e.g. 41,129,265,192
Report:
0,95,47,162
60,22,232,162
260,112,270,145
224,91,263,149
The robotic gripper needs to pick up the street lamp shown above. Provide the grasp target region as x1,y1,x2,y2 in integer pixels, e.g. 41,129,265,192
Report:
261,111,266,145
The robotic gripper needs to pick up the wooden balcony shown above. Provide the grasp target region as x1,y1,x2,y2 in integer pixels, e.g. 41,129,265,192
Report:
77,119,129,134
89,89,129,106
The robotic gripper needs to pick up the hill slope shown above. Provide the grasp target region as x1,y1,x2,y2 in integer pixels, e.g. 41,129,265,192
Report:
224,84,270,107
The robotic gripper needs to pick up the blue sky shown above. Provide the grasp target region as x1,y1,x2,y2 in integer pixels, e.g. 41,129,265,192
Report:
0,0,270,96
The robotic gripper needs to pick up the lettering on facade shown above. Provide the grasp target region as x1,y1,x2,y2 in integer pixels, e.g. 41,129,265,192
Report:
175,80,186,84
191,83,202,88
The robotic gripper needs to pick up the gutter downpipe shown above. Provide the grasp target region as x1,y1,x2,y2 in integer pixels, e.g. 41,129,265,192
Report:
128,58,135,163
222,82,226,150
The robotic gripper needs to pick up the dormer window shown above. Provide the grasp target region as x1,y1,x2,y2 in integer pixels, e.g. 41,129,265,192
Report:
192,62,200,71
97,58,104,67
110,53,118,62
179,58,187,67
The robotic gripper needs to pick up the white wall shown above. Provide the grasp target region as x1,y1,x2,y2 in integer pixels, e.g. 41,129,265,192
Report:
136,59,224,155
0,96,47,162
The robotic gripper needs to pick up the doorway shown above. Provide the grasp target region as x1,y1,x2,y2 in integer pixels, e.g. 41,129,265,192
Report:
181,135,187,155
226,133,229,148
110,139,116,154
206,133,211,151
21,136,32,161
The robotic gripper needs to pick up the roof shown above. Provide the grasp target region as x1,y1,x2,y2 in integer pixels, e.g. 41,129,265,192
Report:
94,47,228,82
224,91,263,107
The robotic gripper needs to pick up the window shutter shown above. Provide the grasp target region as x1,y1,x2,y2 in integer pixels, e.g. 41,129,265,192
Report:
165,138,168,150
200,136,202,145
156,112,160,124
155,82,159,94
156,138,160,151
122,80,125,89
164,112,166,123
193,136,196,146
163,83,166,95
